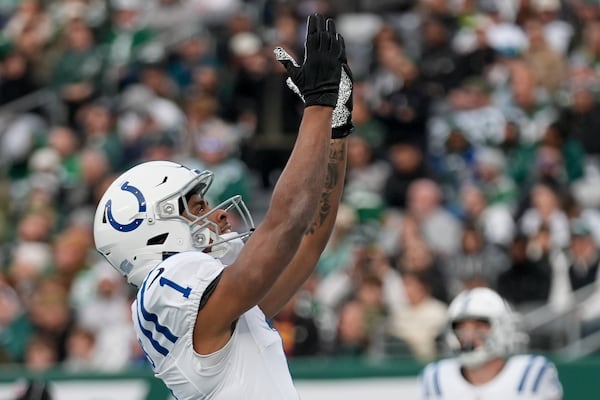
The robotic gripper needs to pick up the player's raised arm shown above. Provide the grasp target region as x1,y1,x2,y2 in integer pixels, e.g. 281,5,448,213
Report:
192,14,345,353
260,27,354,318
259,137,347,318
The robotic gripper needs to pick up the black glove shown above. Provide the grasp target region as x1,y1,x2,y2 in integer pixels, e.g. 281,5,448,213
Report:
331,34,354,139
274,14,342,108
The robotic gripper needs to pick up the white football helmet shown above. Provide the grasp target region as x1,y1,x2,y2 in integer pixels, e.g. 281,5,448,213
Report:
446,287,527,368
93,161,254,287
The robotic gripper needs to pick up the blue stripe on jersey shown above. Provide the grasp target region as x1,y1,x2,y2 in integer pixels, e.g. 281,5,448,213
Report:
517,355,539,393
135,301,169,356
139,278,178,343
432,362,441,396
532,360,551,393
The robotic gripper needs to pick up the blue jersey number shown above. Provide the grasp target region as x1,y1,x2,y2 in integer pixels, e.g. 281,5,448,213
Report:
149,268,192,298
159,276,191,298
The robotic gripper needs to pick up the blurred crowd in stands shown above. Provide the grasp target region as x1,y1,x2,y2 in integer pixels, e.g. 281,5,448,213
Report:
2,0,600,373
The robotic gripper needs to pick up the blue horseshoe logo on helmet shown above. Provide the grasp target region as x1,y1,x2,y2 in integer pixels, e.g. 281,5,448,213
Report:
105,181,147,232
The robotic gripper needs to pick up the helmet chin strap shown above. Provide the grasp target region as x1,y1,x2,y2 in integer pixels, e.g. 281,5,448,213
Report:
210,231,244,265
459,347,494,369
190,224,245,265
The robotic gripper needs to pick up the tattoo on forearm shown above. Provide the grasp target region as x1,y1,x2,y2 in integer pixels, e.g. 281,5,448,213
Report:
306,141,346,235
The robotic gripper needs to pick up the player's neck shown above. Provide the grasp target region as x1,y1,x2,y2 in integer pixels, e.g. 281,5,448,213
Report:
462,357,506,386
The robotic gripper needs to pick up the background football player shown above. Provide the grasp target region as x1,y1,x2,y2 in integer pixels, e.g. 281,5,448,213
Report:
420,287,563,400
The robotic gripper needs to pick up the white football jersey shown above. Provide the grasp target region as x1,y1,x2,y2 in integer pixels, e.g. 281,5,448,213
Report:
131,251,300,400
420,355,563,400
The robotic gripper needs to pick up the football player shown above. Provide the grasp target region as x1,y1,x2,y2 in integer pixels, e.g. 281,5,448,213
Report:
420,287,563,400
93,13,353,400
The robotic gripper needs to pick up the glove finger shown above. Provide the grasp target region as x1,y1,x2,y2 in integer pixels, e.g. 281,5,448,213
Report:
307,13,325,35
326,18,337,36
316,14,327,32
319,32,332,52
274,47,300,69
338,35,347,63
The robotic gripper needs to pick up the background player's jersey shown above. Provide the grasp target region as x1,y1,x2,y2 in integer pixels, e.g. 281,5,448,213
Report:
420,354,563,400
131,251,299,400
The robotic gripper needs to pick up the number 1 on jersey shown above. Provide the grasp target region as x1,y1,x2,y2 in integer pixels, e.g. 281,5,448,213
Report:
160,276,192,298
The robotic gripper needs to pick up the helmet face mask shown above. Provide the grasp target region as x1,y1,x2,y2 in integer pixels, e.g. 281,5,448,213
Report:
445,288,526,369
449,317,497,368
94,161,255,287
176,192,254,249
453,318,492,351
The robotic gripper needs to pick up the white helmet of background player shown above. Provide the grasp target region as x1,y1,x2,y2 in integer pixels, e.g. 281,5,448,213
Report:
93,161,254,287
446,287,526,368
